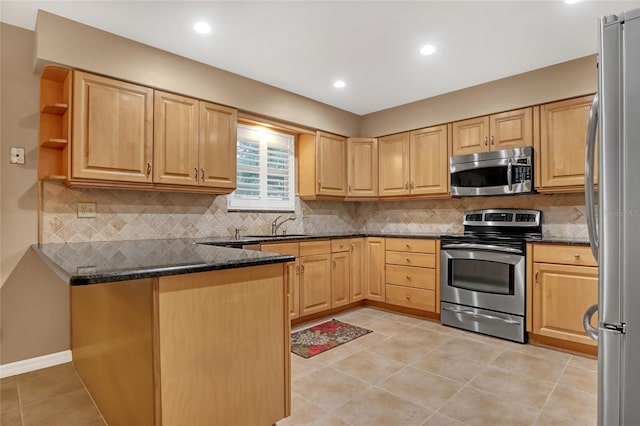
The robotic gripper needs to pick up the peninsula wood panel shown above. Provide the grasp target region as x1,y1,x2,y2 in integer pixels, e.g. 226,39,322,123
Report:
365,237,386,301
409,124,449,195
261,241,300,320
153,91,199,185
490,107,533,150
158,265,288,425
72,71,153,182
378,133,410,196
71,279,156,426
452,116,490,156
533,262,598,347
199,101,237,189
538,95,596,190
347,137,378,197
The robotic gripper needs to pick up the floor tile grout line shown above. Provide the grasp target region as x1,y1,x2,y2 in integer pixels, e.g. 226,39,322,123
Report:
533,359,572,424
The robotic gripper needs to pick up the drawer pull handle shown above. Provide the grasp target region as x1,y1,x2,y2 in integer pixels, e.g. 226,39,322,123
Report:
194,167,198,181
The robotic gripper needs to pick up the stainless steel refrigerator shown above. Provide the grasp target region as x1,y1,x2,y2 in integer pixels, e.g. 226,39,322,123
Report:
584,7,640,426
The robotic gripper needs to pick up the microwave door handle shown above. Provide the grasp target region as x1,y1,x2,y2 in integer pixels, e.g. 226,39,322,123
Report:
507,159,513,192
585,93,599,262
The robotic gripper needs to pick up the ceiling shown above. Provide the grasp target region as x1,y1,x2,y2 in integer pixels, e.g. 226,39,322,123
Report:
2,1,640,115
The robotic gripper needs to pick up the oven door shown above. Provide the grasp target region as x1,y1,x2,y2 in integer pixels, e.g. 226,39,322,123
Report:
440,245,525,315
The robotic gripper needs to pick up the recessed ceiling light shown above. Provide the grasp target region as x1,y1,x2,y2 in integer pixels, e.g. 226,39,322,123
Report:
333,80,346,88
564,0,582,4
420,44,437,56
194,22,211,34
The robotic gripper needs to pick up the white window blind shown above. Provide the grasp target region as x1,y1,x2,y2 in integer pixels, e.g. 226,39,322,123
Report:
227,123,295,211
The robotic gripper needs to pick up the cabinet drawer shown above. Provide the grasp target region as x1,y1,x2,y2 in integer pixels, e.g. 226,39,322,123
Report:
385,238,435,253
331,239,351,253
386,265,435,290
261,242,300,257
386,251,435,268
299,240,331,256
533,244,597,267
385,284,435,312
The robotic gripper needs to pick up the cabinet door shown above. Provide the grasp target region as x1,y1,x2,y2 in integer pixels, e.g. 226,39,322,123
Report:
286,261,300,320
199,102,237,189
452,116,489,156
331,251,350,308
533,262,598,346
489,107,533,151
72,71,153,182
365,238,386,301
378,133,410,196
347,138,378,197
538,95,595,190
153,91,199,185
409,125,449,195
350,238,365,302
316,131,347,196
299,254,332,316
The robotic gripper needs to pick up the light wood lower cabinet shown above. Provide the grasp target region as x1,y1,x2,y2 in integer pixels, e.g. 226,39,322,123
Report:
350,238,366,302
532,244,598,347
331,250,351,308
71,264,290,426
365,237,386,301
299,241,332,316
384,238,437,312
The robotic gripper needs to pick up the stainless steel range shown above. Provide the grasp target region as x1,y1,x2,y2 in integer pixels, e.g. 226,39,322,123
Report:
440,208,542,343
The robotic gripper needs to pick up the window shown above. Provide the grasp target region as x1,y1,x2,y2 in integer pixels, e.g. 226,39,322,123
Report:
227,123,296,211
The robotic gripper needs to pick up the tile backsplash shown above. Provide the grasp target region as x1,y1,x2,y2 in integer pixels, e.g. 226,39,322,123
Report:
41,181,588,243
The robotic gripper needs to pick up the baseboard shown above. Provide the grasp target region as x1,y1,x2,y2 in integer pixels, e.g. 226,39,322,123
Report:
0,350,72,379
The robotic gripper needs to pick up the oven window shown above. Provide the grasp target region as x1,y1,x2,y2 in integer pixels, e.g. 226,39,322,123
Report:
448,259,515,295
451,166,508,188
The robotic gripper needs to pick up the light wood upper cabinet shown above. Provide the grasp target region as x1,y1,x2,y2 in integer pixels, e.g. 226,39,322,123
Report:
379,125,449,198
298,131,347,199
537,95,596,192
452,107,532,156
154,93,237,189
378,132,410,196
72,71,153,183
347,138,378,197
532,243,598,349
409,125,450,195
365,237,386,301
153,91,199,185
199,101,237,189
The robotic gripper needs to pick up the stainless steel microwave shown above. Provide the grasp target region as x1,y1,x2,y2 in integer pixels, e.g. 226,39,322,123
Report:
449,146,534,196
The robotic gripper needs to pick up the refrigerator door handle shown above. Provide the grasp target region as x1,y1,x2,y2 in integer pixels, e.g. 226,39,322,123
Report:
585,93,599,262
582,303,599,341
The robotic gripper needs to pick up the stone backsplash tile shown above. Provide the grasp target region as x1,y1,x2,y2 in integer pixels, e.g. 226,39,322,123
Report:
41,182,589,243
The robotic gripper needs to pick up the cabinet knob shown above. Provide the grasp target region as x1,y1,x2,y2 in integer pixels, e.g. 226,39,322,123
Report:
405,275,411,280
194,167,198,181
490,135,494,145
405,294,411,300
405,244,411,249
484,136,488,146
406,258,411,263
574,253,581,259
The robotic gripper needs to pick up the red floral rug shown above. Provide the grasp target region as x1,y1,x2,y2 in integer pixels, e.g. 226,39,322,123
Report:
291,319,373,358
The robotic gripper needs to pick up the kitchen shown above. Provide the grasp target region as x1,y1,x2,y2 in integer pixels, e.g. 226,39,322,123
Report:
1,1,639,425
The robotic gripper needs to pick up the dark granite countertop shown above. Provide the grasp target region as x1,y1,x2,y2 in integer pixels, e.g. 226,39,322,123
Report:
534,237,591,245
196,232,443,247
32,239,294,286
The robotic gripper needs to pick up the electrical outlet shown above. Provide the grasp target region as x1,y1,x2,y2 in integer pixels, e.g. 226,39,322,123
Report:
10,147,25,164
77,202,97,218
301,207,310,218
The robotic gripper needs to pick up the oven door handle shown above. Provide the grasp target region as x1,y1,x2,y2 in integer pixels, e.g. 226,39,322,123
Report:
440,243,523,255
442,306,520,324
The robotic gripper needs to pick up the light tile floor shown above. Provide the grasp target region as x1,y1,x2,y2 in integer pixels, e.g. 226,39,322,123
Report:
0,307,597,426
282,307,597,426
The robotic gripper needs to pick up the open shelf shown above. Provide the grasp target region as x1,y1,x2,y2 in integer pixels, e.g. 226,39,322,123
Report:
41,103,68,115
41,138,68,149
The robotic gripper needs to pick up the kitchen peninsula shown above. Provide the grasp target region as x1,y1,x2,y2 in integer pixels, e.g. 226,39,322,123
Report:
33,239,294,426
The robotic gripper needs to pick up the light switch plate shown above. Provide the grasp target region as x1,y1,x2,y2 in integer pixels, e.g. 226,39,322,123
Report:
77,202,97,218
10,147,25,164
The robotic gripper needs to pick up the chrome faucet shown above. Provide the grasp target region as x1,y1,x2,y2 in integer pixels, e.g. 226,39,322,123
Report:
271,214,296,236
